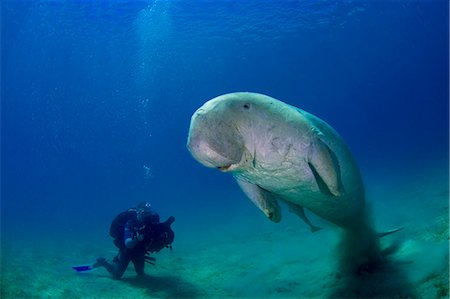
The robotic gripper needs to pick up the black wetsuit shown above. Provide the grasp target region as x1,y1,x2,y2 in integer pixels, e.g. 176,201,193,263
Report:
98,218,147,279
97,215,174,279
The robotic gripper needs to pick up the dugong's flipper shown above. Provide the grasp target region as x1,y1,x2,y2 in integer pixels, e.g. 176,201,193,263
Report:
288,203,322,233
307,136,345,197
235,177,281,223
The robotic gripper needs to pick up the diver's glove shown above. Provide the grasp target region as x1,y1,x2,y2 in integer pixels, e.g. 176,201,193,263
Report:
125,231,145,248
136,231,145,241
144,254,156,265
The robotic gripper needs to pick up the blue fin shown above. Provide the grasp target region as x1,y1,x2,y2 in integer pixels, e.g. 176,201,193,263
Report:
72,265,93,272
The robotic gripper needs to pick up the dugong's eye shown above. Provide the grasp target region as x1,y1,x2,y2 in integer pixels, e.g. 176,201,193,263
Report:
243,103,250,109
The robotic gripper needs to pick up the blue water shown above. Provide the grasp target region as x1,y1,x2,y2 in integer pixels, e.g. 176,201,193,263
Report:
1,1,448,297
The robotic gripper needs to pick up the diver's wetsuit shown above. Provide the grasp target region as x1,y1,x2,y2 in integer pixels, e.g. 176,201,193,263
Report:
96,215,174,280
97,218,149,279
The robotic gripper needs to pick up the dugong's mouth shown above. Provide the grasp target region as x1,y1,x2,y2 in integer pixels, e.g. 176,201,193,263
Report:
216,148,253,172
217,165,231,171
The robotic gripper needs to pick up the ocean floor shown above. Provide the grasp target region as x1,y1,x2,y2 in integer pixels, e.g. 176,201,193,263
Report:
1,162,449,298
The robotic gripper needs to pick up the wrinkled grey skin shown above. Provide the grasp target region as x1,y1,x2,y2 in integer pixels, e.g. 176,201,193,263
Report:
187,92,367,230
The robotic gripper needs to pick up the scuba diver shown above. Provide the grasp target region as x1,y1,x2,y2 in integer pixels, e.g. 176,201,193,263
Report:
91,202,175,279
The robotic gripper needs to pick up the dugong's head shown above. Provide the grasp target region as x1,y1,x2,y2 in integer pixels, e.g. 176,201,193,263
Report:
187,92,282,222
187,92,273,171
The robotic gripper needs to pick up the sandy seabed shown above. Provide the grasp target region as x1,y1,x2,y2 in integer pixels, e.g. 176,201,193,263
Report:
2,163,449,298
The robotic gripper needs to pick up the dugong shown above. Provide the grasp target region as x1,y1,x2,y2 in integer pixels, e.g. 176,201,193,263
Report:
187,92,391,272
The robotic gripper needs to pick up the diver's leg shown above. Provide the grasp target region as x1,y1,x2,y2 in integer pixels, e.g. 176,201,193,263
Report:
95,257,115,274
97,250,131,280
112,250,132,279
132,253,145,276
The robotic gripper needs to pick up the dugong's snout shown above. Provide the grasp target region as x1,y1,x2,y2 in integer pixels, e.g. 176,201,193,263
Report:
187,107,245,170
187,135,238,169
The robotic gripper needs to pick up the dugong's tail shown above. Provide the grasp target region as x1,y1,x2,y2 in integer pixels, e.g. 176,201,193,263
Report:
337,209,384,274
